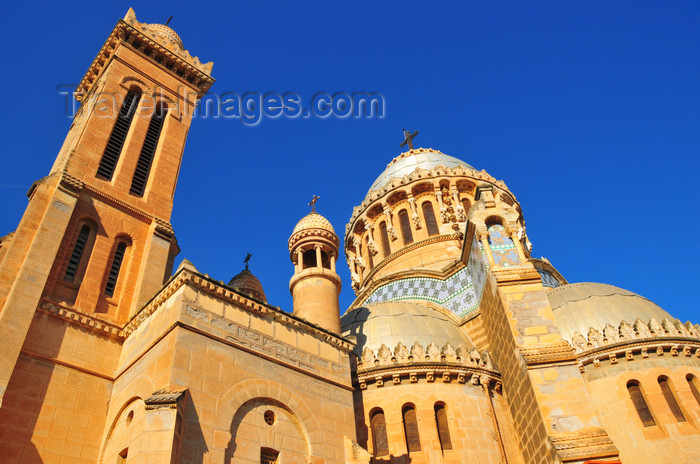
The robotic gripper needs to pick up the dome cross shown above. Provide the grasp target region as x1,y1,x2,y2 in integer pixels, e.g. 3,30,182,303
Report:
243,252,252,270
308,195,320,213
400,129,419,150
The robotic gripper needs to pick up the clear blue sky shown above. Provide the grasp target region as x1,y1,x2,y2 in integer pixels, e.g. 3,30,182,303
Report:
0,2,698,323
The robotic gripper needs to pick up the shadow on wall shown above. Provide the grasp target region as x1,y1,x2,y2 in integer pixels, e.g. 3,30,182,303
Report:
181,394,209,464
373,455,412,463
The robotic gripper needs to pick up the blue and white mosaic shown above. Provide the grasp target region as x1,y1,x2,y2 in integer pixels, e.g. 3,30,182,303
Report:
537,269,561,288
363,235,489,318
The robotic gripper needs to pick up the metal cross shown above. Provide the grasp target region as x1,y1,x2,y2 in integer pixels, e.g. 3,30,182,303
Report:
400,129,419,150
308,195,320,213
243,253,252,270
165,16,173,26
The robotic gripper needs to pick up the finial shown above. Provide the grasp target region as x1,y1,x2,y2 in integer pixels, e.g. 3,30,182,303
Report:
165,16,173,26
243,253,252,270
400,129,419,150
308,195,320,213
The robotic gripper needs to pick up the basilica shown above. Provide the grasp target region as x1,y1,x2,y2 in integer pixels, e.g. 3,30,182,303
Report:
0,9,699,464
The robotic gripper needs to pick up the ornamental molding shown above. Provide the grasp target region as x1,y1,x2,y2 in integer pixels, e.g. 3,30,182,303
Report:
122,268,354,352
352,233,462,298
144,389,187,410
289,267,342,293
288,228,339,251
355,364,501,391
38,300,124,340
550,430,619,462
76,12,214,102
519,340,577,366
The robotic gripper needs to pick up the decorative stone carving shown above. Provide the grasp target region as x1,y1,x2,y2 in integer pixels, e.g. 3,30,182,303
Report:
587,328,602,348
619,320,635,340
377,344,392,363
409,341,424,360
603,323,618,343
441,342,456,360
571,332,586,352
394,341,409,362
649,318,664,336
426,342,441,360
361,346,375,364
635,319,652,338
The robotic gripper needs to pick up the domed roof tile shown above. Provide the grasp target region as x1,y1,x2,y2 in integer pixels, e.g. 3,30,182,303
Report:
228,269,267,303
292,212,336,235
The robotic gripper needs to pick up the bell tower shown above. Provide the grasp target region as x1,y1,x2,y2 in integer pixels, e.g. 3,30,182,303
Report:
289,204,342,333
0,8,213,404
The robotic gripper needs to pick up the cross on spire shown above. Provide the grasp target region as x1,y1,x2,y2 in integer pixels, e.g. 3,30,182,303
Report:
400,129,419,150
165,16,173,26
308,195,320,213
243,253,252,270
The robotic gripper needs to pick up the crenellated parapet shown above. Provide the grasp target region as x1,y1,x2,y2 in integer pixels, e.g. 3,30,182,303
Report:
570,317,700,371
351,339,501,390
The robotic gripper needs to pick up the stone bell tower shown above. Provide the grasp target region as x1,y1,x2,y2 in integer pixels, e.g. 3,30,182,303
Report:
289,201,342,333
0,8,213,405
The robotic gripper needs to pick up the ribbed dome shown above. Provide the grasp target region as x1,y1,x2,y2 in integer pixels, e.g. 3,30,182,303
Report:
548,282,673,342
341,301,473,356
292,212,336,235
368,148,475,194
145,23,184,50
227,269,266,303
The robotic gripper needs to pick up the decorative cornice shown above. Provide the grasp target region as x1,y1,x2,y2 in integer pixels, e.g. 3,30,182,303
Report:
76,14,214,102
144,389,187,410
289,267,342,293
288,227,339,252
520,341,577,366
492,265,541,285
123,268,354,352
550,430,619,462
38,300,123,340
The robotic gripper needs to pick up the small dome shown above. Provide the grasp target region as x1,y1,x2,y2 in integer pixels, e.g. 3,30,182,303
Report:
548,282,673,342
368,148,475,194
228,269,266,303
292,212,336,236
145,23,184,50
341,301,473,356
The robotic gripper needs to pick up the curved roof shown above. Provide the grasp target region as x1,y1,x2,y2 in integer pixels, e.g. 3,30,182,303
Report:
146,23,184,50
368,148,475,193
548,282,673,341
292,212,336,235
227,269,267,303
341,301,473,355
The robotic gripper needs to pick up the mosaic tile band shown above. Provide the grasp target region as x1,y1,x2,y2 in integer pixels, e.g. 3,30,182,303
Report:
362,235,489,318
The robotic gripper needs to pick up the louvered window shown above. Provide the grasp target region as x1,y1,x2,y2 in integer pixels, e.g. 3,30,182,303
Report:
96,91,141,180
398,210,413,245
260,447,279,464
64,225,91,281
658,376,686,422
105,242,127,297
379,221,391,257
402,404,421,452
627,380,655,426
422,201,439,236
434,403,453,451
370,409,389,456
130,104,167,197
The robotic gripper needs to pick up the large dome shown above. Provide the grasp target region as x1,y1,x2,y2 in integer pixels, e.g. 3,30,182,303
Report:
341,301,473,355
548,282,674,342
368,148,475,193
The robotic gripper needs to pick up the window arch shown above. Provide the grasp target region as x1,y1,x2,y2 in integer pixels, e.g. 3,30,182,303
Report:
105,240,130,298
422,201,439,236
658,376,686,422
130,102,167,197
402,403,421,453
379,221,391,258
434,402,452,451
370,408,389,457
627,380,655,427
302,249,316,269
97,89,141,180
687,374,700,407
398,209,413,245
64,223,95,283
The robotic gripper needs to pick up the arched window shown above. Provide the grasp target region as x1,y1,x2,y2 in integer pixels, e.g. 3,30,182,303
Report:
402,404,421,453
627,380,655,427
302,249,316,269
370,409,389,457
658,376,686,422
97,90,141,180
105,241,129,297
364,235,373,269
64,224,93,282
260,447,279,464
422,201,439,236
687,374,700,407
398,209,413,245
379,221,391,258
130,102,167,196
434,402,452,451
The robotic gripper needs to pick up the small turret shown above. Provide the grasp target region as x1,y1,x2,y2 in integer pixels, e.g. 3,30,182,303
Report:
288,201,341,333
